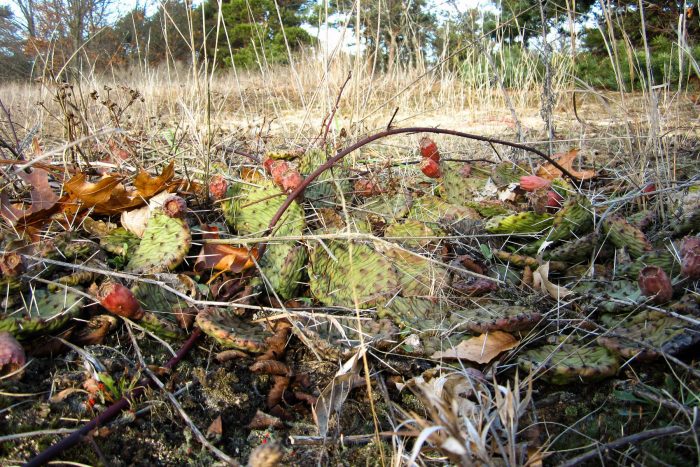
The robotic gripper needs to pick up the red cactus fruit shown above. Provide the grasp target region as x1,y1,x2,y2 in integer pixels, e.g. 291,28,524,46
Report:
262,157,275,174
420,158,442,178
546,190,564,211
520,175,551,192
354,179,382,197
642,183,656,194
209,175,228,201
163,195,187,218
680,236,700,279
97,282,145,320
0,332,26,379
638,266,673,304
269,160,290,183
419,137,440,162
279,169,303,193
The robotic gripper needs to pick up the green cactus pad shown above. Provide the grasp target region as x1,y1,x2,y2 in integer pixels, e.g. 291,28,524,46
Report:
573,279,645,314
195,307,273,353
524,196,594,254
485,212,554,235
355,193,412,225
518,340,619,385
223,181,306,299
602,216,653,258
546,232,599,263
224,181,305,237
0,287,85,340
407,196,480,228
463,200,514,218
598,311,699,361
491,162,529,187
376,296,445,330
384,220,439,250
131,282,187,339
297,148,352,208
100,227,140,257
308,240,400,308
453,304,543,333
126,211,191,274
617,248,680,279
257,242,307,300
441,162,488,205
378,243,449,297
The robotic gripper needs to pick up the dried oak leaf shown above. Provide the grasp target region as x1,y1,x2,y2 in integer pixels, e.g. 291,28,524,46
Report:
194,244,259,274
134,161,175,197
430,331,519,364
0,167,64,228
536,149,596,181
64,163,175,215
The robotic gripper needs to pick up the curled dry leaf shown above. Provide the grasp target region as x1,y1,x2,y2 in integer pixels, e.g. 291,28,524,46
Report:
249,360,290,376
0,167,64,228
268,375,291,409
65,163,176,215
215,349,249,362
536,149,597,181
533,261,572,299
430,331,519,364
0,332,26,379
195,242,259,274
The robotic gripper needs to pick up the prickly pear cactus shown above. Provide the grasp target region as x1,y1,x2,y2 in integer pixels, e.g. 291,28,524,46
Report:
407,196,480,228
617,248,680,279
546,232,599,263
598,311,699,361
126,211,191,274
672,186,700,235
384,219,439,250
463,200,513,218
377,243,449,297
100,227,140,257
458,304,543,334
222,180,306,300
518,339,619,385
485,212,554,235
524,196,594,254
297,148,352,208
258,242,307,300
573,279,645,313
355,192,412,225
441,162,487,205
0,288,85,340
376,296,445,330
602,216,653,258
131,282,186,339
308,240,400,308
195,307,273,353
223,181,305,237
491,162,529,187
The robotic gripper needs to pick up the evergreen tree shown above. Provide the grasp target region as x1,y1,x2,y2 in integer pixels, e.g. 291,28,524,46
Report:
202,0,312,68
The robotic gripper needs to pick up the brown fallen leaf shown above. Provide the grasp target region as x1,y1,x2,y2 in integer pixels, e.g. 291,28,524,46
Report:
536,148,597,181
430,331,519,364
16,167,59,212
134,161,175,197
247,409,284,430
194,243,259,274
64,163,177,215
206,415,223,438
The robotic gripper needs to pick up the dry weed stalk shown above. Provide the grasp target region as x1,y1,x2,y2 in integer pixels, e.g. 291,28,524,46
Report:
396,368,533,466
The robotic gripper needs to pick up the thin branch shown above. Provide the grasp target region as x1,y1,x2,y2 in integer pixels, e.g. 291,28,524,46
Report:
557,425,686,467
321,71,352,144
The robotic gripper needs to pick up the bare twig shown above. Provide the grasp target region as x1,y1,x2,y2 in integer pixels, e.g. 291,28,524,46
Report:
321,72,352,145
557,425,686,467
